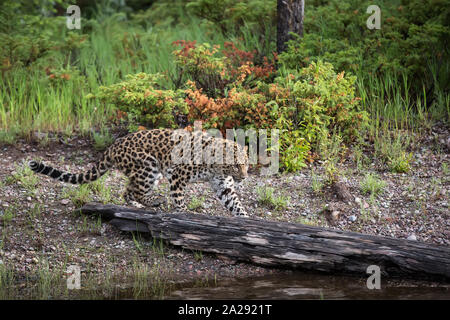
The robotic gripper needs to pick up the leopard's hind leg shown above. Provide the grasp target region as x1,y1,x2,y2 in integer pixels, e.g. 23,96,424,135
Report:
123,157,165,208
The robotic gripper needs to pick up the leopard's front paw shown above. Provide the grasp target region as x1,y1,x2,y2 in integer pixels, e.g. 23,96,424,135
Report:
129,201,145,209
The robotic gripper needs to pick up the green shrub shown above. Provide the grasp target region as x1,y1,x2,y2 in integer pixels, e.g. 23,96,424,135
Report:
262,61,368,147
186,0,276,35
278,0,450,97
256,186,289,211
88,73,188,129
360,172,387,197
389,151,412,173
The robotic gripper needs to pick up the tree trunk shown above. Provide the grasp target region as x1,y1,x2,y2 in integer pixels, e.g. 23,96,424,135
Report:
78,203,450,282
277,0,305,53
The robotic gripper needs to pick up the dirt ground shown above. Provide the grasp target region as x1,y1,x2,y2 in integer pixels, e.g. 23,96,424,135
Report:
0,124,448,297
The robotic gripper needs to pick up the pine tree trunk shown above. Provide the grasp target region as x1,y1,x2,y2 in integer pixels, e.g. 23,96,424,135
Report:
277,0,305,53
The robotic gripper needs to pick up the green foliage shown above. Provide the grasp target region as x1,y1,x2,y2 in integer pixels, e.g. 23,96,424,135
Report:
186,0,276,35
262,61,368,171
9,162,39,192
275,119,310,172
278,0,450,97
360,172,387,197
62,184,92,207
0,1,66,71
389,151,412,173
256,186,290,211
374,129,413,173
187,196,205,211
88,73,188,128
92,128,114,151
318,132,346,184
270,61,368,144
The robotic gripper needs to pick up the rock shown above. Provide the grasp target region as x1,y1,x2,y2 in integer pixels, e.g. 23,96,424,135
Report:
349,215,357,222
407,234,417,241
355,197,361,205
61,199,70,205
266,211,272,216
331,211,340,221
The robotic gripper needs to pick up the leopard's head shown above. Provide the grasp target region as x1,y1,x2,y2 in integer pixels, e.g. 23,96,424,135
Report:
228,144,249,182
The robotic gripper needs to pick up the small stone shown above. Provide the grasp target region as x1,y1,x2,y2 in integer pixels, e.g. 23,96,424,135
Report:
407,234,417,241
349,215,357,222
266,211,272,216
61,199,70,205
355,197,361,205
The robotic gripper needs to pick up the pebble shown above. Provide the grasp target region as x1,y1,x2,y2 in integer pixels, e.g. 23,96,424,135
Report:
407,234,417,241
349,215,357,222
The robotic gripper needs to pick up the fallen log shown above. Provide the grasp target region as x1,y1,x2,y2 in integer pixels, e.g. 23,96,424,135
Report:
78,202,450,282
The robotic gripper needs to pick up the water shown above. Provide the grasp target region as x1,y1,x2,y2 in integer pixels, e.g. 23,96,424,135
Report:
164,273,450,300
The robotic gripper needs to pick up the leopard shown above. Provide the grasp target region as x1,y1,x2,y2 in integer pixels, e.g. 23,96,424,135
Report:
28,128,249,216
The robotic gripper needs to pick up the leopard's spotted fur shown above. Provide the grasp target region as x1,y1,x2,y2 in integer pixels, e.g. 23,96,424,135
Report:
29,129,249,216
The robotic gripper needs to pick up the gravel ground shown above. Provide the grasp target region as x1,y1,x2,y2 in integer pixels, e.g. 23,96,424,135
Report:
0,124,448,297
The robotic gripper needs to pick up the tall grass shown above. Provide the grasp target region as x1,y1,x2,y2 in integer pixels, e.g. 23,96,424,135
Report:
1,3,447,142
356,68,449,138
0,9,263,139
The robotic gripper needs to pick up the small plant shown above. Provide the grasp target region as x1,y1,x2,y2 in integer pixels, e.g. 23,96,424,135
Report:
10,162,39,192
296,215,323,226
26,203,43,228
187,196,205,211
311,170,324,195
89,174,118,204
442,162,449,176
374,130,413,173
132,233,144,254
62,184,92,207
0,205,15,226
389,151,412,173
0,130,17,145
37,132,50,147
193,250,203,262
78,215,102,236
0,263,16,299
360,173,387,198
152,237,165,256
318,132,345,184
92,128,114,151
256,186,289,211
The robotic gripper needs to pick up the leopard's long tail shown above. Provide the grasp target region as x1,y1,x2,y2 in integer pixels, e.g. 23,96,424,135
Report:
28,153,112,184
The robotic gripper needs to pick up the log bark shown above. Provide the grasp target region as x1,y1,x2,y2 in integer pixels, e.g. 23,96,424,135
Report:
277,0,305,53
78,203,450,282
